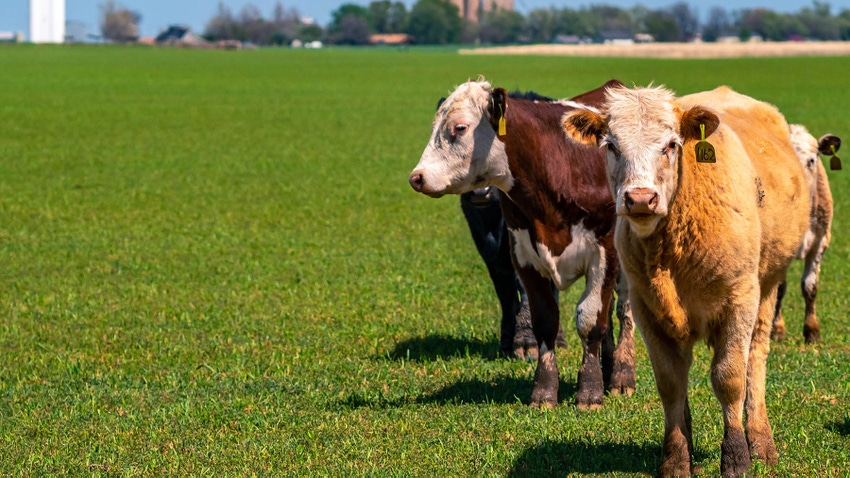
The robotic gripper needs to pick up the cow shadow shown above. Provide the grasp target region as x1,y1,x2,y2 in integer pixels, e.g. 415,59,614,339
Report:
825,417,850,437
509,439,707,476
386,333,502,362
340,376,577,409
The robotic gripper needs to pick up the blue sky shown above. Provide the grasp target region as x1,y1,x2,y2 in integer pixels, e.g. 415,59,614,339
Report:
0,0,835,39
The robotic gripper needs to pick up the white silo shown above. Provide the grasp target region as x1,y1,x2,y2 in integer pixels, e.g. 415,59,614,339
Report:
30,0,66,43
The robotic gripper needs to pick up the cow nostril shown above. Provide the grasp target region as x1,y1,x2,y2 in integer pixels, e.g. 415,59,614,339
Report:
409,172,424,192
625,189,659,214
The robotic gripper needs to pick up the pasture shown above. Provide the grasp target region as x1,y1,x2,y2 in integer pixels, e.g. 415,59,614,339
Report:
0,45,848,475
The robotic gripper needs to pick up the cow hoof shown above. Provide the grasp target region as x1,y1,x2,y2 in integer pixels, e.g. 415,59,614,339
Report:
804,331,821,344
577,402,602,411
513,346,538,362
609,385,636,397
609,366,636,396
530,397,557,409
770,323,786,342
749,438,778,466
658,461,692,478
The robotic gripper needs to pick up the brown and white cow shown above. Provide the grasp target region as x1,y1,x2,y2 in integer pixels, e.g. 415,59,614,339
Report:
772,124,840,343
563,85,810,476
409,79,635,409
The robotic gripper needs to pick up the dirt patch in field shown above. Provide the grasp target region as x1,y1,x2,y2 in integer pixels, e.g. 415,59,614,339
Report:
459,41,850,59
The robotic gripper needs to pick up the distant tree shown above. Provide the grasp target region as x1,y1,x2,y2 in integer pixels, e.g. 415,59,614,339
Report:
667,2,698,40
630,5,652,34
239,4,276,44
740,8,807,41
480,8,524,44
99,0,140,43
797,1,841,40
368,1,409,33
330,4,370,31
524,8,559,43
839,9,850,40
332,15,371,44
407,0,462,44
386,2,410,33
644,10,680,42
558,8,599,38
298,24,325,42
269,2,303,45
702,7,730,42
204,3,240,40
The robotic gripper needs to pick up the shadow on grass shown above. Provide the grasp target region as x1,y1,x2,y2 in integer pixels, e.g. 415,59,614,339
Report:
386,334,503,362
339,377,576,409
508,439,662,476
825,417,850,437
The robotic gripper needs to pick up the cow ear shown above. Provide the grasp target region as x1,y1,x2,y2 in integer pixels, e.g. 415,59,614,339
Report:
435,97,446,112
488,88,507,127
818,134,841,155
680,106,720,142
562,109,606,145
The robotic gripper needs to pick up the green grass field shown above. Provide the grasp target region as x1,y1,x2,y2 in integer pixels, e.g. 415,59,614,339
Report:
0,44,848,476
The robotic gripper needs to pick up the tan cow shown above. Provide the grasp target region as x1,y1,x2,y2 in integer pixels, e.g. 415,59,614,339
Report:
563,85,809,477
772,124,840,343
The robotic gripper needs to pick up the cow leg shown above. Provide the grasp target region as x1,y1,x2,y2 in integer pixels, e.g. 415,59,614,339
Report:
516,265,560,408
610,271,636,396
574,243,616,409
746,286,779,466
712,301,759,478
770,280,787,342
460,192,528,357
635,299,694,477
801,235,827,343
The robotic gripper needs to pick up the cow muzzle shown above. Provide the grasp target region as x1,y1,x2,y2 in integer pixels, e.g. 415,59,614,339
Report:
623,188,659,217
408,170,444,198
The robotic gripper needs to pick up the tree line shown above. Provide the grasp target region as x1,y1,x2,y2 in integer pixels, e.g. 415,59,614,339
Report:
203,0,850,45
99,0,850,45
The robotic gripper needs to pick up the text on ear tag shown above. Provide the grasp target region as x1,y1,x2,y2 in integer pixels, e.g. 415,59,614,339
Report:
829,144,842,171
498,103,507,136
695,123,716,163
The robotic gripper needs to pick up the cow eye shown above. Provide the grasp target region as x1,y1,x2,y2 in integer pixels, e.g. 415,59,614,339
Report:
453,124,468,135
606,143,620,155
663,141,677,154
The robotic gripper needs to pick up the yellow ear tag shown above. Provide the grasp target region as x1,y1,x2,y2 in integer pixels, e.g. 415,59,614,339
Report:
829,143,842,171
695,123,716,163
498,103,507,136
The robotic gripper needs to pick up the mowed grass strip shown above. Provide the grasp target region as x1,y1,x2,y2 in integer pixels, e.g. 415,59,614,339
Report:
0,45,848,475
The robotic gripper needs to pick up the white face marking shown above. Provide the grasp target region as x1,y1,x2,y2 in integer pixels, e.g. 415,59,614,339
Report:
409,80,514,197
603,86,681,237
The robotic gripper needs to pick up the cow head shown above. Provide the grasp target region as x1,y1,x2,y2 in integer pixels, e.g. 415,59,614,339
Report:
409,79,513,198
562,85,718,237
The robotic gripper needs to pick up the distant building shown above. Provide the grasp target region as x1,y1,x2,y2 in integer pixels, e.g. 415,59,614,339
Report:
449,0,514,24
0,31,25,43
30,0,65,43
155,25,208,47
